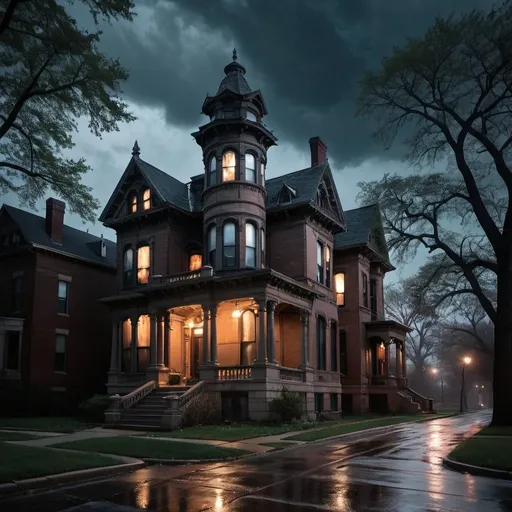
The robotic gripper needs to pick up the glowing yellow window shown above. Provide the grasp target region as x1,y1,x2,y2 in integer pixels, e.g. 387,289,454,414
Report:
189,254,202,271
335,272,345,306
137,245,150,284
142,189,151,210
222,151,236,182
130,194,137,213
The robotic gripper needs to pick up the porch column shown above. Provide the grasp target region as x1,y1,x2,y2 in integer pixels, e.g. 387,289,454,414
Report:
164,311,170,368
202,306,210,364
267,300,277,364
149,312,158,367
210,304,218,364
109,319,119,372
257,299,267,362
156,312,165,367
130,315,138,373
300,310,310,366
401,342,407,378
395,340,402,378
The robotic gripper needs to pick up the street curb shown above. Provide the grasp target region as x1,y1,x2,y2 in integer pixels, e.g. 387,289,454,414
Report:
143,455,248,465
443,456,512,480
0,459,145,499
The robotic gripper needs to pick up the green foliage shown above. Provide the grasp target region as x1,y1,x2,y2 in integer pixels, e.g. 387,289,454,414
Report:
0,0,136,221
78,394,110,422
269,388,303,423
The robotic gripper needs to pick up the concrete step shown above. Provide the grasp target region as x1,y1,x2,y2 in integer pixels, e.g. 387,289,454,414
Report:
131,404,167,410
120,416,163,425
112,423,167,432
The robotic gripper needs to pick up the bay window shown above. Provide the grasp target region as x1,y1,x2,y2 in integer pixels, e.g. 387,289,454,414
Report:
335,272,345,306
223,222,236,267
209,156,217,186
222,151,236,181
245,222,256,267
245,153,256,183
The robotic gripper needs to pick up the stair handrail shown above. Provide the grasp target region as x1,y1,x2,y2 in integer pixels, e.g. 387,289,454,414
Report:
177,380,205,411
119,380,156,410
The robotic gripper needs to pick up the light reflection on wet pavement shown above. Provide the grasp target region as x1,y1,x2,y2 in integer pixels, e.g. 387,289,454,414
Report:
2,411,512,511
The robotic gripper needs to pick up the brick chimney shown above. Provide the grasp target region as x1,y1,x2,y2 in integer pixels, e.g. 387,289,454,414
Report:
309,136,327,167
45,198,65,244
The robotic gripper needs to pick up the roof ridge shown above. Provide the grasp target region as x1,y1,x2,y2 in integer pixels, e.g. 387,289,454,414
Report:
135,156,187,187
265,162,327,184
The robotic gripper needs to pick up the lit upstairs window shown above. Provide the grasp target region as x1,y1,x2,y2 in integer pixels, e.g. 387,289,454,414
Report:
137,245,151,284
325,246,331,288
130,193,137,213
142,188,151,210
222,151,236,181
189,254,202,271
335,272,345,306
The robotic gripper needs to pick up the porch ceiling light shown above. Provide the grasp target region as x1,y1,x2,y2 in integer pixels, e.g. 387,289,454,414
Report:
232,301,242,319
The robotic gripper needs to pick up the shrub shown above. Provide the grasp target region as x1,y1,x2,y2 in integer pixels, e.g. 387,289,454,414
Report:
181,392,221,427
78,394,110,423
269,388,303,423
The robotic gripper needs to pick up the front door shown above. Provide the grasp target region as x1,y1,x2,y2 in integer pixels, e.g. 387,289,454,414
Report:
190,336,201,380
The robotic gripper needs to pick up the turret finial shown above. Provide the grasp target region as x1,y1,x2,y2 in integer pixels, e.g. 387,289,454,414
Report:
232,48,237,61
132,140,140,157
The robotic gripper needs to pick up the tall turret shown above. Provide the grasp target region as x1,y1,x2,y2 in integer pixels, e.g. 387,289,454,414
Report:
192,49,277,271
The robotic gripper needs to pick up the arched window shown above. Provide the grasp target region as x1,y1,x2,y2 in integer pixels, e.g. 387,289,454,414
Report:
222,151,236,182
241,310,256,365
260,228,265,268
207,226,216,266
189,253,202,271
209,156,217,186
223,222,236,268
129,192,138,214
261,161,265,184
245,153,256,183
123,247,134,286
246,111,257,122
137,244,151,284
245,222,256,267
142,188,151,210
317,316,327,370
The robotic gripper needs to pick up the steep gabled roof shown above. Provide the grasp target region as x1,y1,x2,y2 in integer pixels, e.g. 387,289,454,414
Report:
1,205,116,268
334,204,391,265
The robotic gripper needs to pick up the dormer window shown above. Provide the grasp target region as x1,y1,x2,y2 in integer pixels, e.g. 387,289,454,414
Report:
209,156,217,186
245,154,255,183
130,193,138,213
142,188,151,211
246,111,257,122
222,151,236,182
278,184,296,205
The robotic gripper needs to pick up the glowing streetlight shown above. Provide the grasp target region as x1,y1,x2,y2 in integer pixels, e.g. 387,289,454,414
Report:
430,368,444,404
431,368,439,375
463,356,472,365
460,356,472,413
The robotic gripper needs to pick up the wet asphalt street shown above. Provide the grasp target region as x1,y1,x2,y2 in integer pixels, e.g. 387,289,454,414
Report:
2,411,512,512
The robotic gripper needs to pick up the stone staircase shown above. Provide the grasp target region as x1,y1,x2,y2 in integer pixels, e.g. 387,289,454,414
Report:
397,388,434,414
114,386,190,430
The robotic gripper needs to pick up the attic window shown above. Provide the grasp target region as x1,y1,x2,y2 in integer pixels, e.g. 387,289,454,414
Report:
316,187,329,210
130,193,138,213
142,189,151,211
278,184,296,205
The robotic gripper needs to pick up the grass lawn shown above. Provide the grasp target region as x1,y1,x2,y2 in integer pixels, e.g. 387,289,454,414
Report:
260,441,300,450
450,436,512,471
0,442,117,483
0,417,91,433
54,436,251,460
476,426,512,437
0,431,44,441
284,416,425,441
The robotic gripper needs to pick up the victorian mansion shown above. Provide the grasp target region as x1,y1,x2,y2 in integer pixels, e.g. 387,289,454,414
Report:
99,51,430,425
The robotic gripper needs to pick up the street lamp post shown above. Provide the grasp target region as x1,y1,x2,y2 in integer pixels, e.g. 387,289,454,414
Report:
460,357,472,413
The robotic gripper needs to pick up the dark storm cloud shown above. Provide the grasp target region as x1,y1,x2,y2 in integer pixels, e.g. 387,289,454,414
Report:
95,0,492,166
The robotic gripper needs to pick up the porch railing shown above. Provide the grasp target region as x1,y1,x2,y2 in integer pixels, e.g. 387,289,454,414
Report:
217,366,252,380
177,380,205,410
280,367,305,382
314,370,341,383
149,270,201,286
120,380,156,410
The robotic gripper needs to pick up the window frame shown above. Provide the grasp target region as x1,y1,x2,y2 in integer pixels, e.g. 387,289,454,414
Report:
209,155,217,186
123,247,134,286
207,225,216,267
335,272,345,307
57,280,69,315
240,309,256,365
54,334,67,373
362,272,369,308
245,153,256,183
142,188,151,211
260,228,265,268
136,243,151,285
189,253,203,271
325,246,331,288
222,221,237,268
316,241,324,284
129,191,138,214
316,315,327,371
222,151,237,182
245,222,257,268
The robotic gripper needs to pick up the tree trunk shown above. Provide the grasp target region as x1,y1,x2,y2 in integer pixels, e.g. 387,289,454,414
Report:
491,255,512,426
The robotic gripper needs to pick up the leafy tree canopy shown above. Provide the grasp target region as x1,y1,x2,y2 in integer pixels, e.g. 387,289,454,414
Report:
0,0,136,222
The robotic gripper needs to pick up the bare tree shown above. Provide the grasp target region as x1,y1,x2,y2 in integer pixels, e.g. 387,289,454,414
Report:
357,1,512,425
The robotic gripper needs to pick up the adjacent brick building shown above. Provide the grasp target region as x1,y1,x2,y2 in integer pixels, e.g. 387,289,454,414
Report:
0,199,116,413
101,51,428,427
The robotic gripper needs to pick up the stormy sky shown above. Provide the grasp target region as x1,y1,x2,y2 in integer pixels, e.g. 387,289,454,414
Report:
2,0,494,280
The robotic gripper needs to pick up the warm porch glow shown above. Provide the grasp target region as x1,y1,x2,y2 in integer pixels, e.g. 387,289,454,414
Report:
232,301,242,318
222,151,236,181
379,341,385,349
137,245,150,284
335,272,345,306
189,254,202,271
194,328,203,335
463,356,472,365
